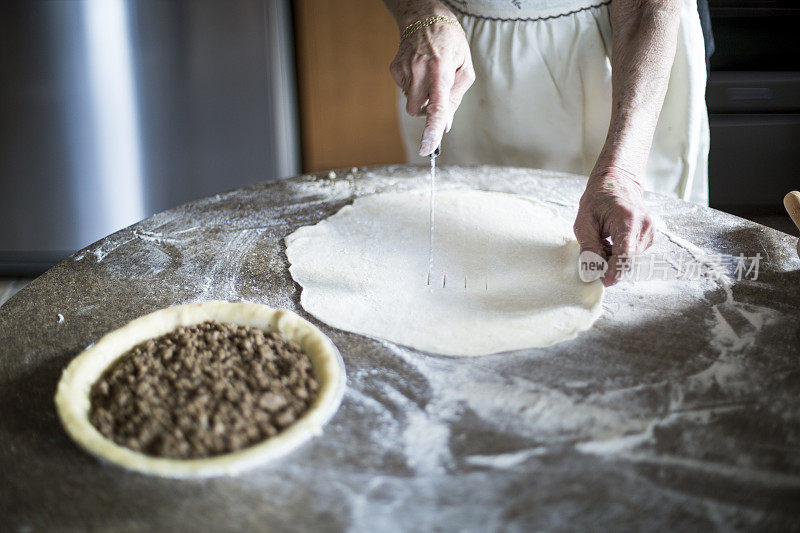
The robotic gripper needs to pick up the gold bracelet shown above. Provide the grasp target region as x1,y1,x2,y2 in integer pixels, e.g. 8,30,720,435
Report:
400,15,461,42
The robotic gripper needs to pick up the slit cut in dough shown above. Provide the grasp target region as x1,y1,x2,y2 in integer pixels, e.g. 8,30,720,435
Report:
54,301,346,478
285,189,603,356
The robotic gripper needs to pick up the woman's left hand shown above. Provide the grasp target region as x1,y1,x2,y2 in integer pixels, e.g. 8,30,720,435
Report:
573,169,656,287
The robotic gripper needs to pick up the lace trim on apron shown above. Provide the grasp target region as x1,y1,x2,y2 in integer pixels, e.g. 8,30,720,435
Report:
441,0,611,22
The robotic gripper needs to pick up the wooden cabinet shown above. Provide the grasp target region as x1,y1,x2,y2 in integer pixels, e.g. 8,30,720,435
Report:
293,0,406,172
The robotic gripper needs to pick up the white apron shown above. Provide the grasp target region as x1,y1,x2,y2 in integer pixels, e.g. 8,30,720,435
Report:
399,0,710,205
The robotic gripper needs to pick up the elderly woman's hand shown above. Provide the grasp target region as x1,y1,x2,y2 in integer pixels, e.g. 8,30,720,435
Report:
573,169,656,287
572,0,679,287
389,17,475,156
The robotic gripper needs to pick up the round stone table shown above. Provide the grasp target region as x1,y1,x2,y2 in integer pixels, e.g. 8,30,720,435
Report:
2,166,799,531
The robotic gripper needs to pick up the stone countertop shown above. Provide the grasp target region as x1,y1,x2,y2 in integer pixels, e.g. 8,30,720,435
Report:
1,165,799,531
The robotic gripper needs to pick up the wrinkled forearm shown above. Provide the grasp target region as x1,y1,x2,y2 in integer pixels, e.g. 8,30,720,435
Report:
381,0,454,29
594,0,681,182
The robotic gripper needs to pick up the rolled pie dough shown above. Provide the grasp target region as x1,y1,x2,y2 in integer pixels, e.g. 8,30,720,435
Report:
54,301,346,478
285,189,603,356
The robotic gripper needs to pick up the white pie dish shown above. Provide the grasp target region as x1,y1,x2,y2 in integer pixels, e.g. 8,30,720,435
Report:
54,301,346,478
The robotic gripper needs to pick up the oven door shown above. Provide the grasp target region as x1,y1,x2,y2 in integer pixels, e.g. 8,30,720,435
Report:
707,1,800,216
707,72,800,214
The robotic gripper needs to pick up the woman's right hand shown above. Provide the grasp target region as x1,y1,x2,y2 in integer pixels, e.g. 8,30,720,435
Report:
389,14,475,156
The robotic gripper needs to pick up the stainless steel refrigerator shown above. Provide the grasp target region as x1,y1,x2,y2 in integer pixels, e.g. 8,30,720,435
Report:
0,0,300,273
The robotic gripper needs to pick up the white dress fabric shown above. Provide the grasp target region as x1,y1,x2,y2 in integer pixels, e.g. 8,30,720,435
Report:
398,0,710,204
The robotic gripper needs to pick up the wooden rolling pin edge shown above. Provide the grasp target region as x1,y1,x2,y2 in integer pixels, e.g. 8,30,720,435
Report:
782,191,800,258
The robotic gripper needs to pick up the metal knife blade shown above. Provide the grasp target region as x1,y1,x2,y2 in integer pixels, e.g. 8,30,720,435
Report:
426,144,440,286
